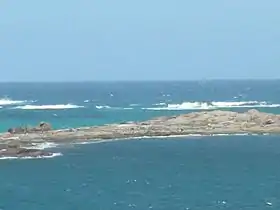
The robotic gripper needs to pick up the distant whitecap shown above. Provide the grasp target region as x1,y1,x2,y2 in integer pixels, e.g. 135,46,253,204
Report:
0,98,28,106
96,105,111,109
266,202,272,206
143,101,280,110
0,152,62,160
13,104,84,110
95,105,133,110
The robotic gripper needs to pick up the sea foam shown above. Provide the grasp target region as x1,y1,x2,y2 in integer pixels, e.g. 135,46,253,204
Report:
143,101,280,110
96,105,133,110
153,102,167,106
23,142,59,150
13,104,84,110
0,98,28,106
96,105,111,109
0,152,62,160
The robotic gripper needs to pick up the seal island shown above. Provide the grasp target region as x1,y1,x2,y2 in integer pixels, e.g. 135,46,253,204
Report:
1,109,280,158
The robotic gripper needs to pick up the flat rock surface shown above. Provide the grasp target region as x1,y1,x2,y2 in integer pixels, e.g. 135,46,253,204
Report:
0,109,280,157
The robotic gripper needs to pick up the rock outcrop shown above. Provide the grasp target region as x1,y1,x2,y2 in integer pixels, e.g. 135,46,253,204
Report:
8,122,52,134
1,109,280,158
5,109,280,140
0,143,53,158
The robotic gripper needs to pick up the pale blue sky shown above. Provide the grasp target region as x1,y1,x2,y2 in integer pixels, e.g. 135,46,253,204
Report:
0,1,279,81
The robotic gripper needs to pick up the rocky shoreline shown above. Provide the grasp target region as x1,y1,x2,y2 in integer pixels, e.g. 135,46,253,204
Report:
1,109,280,158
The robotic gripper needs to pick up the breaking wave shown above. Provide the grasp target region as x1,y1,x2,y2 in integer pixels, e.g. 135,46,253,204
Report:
0,98,29,106
96,105,133,110
143,101,280,110
23,142,59,150
153,102,167,106
96,105,111,109
0,152,62,160
13,104,84,110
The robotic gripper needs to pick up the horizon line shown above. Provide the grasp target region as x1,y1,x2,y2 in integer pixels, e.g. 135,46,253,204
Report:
0,78,279,83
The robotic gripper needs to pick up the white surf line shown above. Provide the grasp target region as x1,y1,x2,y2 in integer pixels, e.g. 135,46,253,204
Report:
71,132,273,145
0,152,62,160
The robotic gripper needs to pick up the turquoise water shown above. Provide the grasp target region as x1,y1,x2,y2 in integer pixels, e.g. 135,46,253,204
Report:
1,81,280,209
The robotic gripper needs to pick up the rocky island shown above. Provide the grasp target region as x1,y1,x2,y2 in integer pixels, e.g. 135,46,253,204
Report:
1,109,280,158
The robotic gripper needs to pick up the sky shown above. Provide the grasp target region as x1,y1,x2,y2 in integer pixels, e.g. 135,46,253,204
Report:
0,1,279,81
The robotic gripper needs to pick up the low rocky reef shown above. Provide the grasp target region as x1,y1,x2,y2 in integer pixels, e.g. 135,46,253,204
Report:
1,109,280,158
0,143,52,159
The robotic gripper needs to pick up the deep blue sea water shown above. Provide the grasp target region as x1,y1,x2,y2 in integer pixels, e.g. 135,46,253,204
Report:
1,81,280,209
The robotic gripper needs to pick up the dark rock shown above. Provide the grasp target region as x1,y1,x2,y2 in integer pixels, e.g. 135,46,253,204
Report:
140,122,149,125
0,146,53,158
263,119,274,125
7,127,25,134
39,122,52,131
7,128,14,134
7,122,52,134
67,128,76,132
16,148,49,156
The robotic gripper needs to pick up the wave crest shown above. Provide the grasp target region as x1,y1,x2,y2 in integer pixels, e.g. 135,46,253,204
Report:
0,98,28,106
0,152,62,160
96,105,111,109
96,105,133,110
13,104,84,110
143,101,280,110
23,142,59,150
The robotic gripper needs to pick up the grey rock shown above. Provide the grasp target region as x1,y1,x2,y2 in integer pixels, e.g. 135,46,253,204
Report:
2,109,280,155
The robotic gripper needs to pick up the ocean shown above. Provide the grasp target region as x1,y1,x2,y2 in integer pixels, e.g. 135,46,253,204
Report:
1,80,280,209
